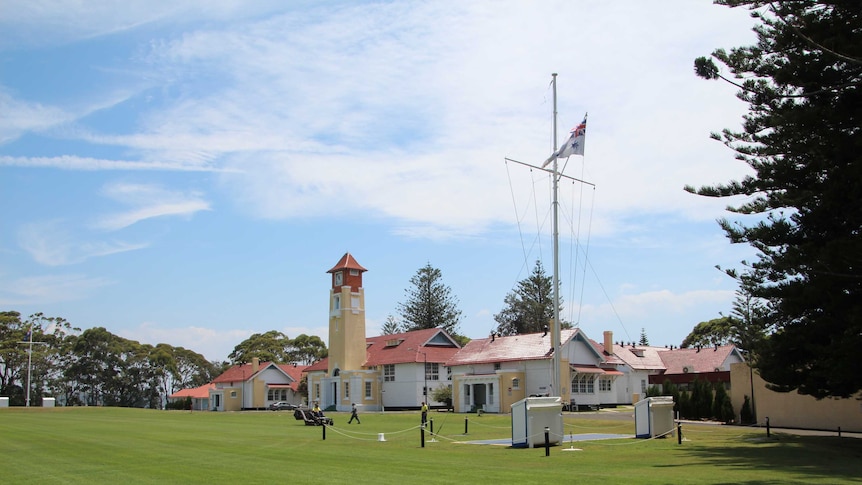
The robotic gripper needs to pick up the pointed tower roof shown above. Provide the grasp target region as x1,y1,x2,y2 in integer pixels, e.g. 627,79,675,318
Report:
327,252,367,273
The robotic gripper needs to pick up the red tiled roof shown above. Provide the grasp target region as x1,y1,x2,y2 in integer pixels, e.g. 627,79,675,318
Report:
303,328,461,372
327,252,367,273
365,328,460,366
212,361,308,390
572,365,606,374
605,344,668,370
305,358,328,372
169,383,215,399
588,339,626,365
276,363,308,391
446,329,577,366
279,362,306,379
657,345,742,374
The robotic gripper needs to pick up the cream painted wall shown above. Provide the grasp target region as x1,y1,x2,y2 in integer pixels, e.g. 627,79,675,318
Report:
730,362,862,432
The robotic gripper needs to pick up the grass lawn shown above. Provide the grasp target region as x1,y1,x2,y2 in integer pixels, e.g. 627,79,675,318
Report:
1,407,860,484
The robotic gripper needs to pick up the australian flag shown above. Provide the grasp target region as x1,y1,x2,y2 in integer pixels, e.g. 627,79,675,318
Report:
542,114,587,168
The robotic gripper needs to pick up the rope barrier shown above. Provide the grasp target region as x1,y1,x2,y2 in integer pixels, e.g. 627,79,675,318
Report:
316,422,427,442
466,419,512,430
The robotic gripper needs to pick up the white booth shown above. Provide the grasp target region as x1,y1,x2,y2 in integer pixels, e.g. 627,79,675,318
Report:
634,396,675,438
511,396,563,448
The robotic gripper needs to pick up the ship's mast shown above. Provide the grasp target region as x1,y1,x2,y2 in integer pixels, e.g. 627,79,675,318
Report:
550,73,561,398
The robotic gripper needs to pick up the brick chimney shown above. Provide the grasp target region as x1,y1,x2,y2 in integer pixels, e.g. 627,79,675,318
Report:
603,331,614,355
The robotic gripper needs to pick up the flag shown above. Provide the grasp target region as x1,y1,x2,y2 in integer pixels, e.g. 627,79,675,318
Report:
542,114,587,168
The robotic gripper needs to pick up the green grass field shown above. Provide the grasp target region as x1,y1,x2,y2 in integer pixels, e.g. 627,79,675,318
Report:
1,407,860,484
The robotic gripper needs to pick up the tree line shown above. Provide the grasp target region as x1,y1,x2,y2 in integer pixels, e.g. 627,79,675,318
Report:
0,311,329,408
0,311,221,407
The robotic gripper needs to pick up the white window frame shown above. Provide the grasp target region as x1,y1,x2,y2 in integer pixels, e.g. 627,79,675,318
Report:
426,362,439,381
571,374,595,394
599,377,612,392
383,364,395,382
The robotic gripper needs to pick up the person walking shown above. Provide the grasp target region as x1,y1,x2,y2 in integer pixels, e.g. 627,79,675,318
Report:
348,403,361,424
421,401,428,425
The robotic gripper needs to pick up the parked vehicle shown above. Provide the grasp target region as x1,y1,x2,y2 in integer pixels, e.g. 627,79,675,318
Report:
268,401,297,411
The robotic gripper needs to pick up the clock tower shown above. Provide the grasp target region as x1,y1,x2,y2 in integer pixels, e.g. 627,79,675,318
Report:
326,253,368,375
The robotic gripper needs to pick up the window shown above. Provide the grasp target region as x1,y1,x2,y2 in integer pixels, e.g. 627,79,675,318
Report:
267,389,288,401
344,382,349,399
383,364,395,382
230,390,237,398
512,378,521,390
571,374,595,394
493,363,501,370
333,295,341,310
641,379,647,395
350,269,359,276
599,378,612,392
365,381,372,399
426,362,439,381
334,271,343,286
447,366,452,381
315,384,320,399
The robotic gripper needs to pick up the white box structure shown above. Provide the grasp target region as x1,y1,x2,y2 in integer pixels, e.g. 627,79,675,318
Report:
634,396,675,438
511,396,563,448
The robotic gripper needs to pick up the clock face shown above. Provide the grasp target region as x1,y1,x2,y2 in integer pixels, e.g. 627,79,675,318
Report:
335,272,343,286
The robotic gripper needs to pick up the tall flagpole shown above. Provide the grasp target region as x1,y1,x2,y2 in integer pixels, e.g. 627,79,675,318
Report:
551,73,561,398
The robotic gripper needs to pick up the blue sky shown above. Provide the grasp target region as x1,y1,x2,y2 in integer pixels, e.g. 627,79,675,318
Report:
0,1,761,362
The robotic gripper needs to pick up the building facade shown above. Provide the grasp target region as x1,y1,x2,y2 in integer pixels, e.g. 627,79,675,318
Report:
305,253,462,412
209,358,305,411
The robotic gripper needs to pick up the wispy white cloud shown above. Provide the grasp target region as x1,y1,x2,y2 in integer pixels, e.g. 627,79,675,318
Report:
1,1,758,241
0,91,74,143
0,155,237,172
0,0,290,50
0,273,113,306
17,220,149,266
93,183,212,231
578,288,736,344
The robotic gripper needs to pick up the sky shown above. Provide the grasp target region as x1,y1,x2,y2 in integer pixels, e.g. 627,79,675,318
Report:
0,0,763,363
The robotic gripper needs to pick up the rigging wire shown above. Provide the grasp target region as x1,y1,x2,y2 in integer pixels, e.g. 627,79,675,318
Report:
575,186,596,326
504,159,530,270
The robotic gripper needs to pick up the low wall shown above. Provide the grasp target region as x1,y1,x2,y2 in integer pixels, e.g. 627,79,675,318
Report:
730,362,861,432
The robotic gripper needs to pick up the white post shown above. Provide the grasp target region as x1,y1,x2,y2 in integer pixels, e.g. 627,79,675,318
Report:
551,72,562,398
